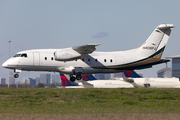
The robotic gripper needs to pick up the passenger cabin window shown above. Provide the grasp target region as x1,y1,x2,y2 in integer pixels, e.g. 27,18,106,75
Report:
110,59,113,62
51,57,53,60
104,59,106,62
45,57,47,60
95,59,98,62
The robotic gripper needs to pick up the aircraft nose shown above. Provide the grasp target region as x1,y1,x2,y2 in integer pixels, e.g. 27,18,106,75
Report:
2,61,8,68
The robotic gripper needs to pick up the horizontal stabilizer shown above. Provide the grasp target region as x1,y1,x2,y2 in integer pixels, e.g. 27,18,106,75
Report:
157,24,174,30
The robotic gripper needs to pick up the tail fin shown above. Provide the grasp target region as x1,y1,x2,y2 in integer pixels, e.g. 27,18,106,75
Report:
60,73,77,87
82,74,97,81
139,24,174,59
124,71,142,78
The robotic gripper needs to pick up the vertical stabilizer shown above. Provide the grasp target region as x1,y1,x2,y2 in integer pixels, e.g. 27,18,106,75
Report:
82,74,97,81
60,73,77,87
124,71,142,78
139,24,174,59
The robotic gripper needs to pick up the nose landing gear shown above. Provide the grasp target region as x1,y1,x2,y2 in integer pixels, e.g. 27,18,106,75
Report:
13,69,21,78
14,74,19,78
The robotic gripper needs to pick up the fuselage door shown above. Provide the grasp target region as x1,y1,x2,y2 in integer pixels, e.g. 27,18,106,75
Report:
33,53,40,66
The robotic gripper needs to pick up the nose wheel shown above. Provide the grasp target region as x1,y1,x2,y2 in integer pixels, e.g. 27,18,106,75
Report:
14,74,19,78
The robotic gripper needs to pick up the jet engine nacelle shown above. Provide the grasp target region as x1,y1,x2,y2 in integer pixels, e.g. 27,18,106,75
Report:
54,48,81,61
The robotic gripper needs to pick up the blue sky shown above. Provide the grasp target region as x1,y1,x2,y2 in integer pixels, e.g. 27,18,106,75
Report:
0,0,180,82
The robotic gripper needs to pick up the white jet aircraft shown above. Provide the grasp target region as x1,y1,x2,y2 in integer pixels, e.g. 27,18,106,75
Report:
2,24,174,82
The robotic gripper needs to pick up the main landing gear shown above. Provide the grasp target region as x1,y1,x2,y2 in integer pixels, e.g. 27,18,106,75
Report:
70,73,82,82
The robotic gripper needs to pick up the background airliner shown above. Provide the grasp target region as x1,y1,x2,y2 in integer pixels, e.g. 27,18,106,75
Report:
124,76,180,88
61,71,180,88
2,24,174,81
123,71,180,88
60,72,136,88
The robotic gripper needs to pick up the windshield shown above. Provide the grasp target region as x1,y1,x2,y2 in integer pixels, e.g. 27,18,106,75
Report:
21,54,27,57
13,54,21,57
13,53,27,58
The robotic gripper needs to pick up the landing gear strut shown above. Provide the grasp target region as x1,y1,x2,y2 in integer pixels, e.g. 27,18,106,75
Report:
76,74,82,80
69,73,82,82
14,69,21,78
14,74,19,78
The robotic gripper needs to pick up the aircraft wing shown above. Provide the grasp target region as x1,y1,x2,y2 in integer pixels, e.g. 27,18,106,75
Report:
54,44,100,61
123,78,134,83
122,78,140,88
81,81,94,88
72,44,100,54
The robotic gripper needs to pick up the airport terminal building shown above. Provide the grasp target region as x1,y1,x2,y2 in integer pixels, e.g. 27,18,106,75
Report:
166,55,180,78
157,68,172,78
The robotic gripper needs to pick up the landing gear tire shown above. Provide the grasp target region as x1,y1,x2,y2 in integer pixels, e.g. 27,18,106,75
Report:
70,76,76,82
76,74,82,80
14,74,19,78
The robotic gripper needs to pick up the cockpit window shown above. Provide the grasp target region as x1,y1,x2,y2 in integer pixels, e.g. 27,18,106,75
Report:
13,53,27,58
13,54,21,57
21,54,27,57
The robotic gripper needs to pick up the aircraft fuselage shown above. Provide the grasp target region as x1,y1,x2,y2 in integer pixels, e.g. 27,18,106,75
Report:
3,48,141,74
